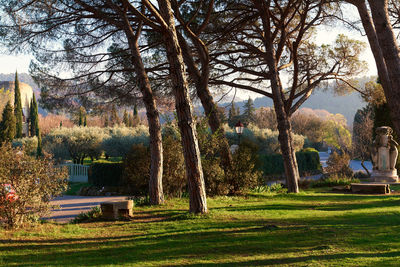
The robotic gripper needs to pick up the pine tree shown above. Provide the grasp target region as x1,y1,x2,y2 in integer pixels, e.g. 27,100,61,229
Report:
0,101,16,143
242,97,255,125
123,109,129,126
14,72,23,138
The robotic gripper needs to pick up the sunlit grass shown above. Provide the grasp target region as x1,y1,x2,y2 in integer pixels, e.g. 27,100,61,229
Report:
2,190,400,266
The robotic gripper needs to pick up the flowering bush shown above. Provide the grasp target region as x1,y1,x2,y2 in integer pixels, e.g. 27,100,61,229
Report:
0,144,68,228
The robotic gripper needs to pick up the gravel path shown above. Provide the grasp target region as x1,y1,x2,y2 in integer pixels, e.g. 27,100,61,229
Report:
44,195,129,223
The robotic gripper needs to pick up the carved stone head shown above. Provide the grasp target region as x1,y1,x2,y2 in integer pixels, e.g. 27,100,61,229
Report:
376,126,393,137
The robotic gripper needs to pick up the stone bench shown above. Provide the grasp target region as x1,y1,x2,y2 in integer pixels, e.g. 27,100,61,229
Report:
100,200,133,220
351,183,390,194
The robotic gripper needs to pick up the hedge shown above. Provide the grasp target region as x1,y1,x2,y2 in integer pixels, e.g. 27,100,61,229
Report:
88,162,124,186
260,148,321,176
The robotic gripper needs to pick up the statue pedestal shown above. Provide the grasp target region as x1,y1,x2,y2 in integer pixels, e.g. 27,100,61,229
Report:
371,169,398,183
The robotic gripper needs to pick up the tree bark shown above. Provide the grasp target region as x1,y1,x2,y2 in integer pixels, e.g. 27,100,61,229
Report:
125,31,164,205
368,0,400,136
257,0,300,193
157,0,207,213
177,34,233,172
352,0,392,94
275,101,300,193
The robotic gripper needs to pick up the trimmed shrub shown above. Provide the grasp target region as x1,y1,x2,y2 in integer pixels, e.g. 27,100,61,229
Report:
260,148,321,176
89,162,124,187
102,125,149,157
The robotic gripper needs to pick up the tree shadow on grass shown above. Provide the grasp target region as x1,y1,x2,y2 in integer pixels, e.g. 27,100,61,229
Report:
2,210,400,266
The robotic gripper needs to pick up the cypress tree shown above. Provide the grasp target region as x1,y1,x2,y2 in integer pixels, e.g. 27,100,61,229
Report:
83,115,87,127
123,109,129,126
0,101,16,143
110,104,120,126
78,107,83,126
60,121,63,128
128,113,134,127
14,72,23,138
29,95,38,137
104,115,109,127
133,104,139,126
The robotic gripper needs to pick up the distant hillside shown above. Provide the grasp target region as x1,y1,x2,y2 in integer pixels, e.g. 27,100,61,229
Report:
0,73,39,93
0,73,47,116
230,88,366,125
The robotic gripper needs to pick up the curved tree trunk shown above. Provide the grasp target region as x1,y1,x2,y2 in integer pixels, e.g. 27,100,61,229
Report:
368,0,400,136
125,32,164,205
158,0,207,214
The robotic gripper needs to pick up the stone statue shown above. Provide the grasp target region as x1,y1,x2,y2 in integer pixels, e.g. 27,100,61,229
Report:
371,126,399,182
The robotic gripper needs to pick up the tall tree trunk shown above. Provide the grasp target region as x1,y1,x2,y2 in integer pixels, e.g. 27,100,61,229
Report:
368,0,400,136
158,0,208,213
352,0,392,93
275,102,300,193
259,1,300,193
125,32,164,205
177,33,233,172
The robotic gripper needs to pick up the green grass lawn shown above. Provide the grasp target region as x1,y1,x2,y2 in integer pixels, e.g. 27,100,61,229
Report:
2,190,400,266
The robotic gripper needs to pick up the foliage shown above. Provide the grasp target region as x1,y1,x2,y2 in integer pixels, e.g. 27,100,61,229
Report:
162,135,186,197
102,125,149,157
311,174,360,188
251,183,284,193
71,206,102,223
227,140,262,195
39,113,74,135
323,119,352,154
352,106,374,164
0,144,68,228
43,126,109,163
225,124,305,154
196,119,228,196
260,149,321,176
89,162,124,187
0,101,16,143
12,136,38,156
242,97,255,125
110,104,120,126
325,151,353,177
13,72,23,139
123,144,150,196
227,103,240,127
253,107,276,130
